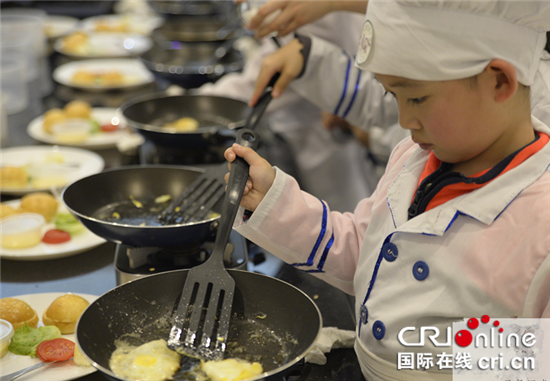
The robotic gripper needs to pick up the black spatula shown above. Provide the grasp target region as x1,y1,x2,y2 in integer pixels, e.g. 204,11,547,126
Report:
167,127,260,360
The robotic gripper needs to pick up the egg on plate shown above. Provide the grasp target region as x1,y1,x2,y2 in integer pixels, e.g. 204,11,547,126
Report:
109,339,181,381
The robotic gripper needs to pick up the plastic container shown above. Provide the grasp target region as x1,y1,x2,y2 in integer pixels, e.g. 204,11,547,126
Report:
0,319,14,358
52,118,92,143
0,56,29,114
0,15,42,82
0,213,45,249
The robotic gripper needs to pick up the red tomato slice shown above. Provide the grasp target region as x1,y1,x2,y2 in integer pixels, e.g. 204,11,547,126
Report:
36,338,75,362
42,229,71,244
100,123,119,132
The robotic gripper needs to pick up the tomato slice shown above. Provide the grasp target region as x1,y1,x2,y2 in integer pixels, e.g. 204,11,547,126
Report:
36,338,75,362
100,123,119,132
42,229,71,244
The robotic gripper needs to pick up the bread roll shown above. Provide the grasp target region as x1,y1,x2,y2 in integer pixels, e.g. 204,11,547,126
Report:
18,192,58,222
72,71,95,86
64,100,92,119
43,108,67,134
101,72,123,86
42,294,90,334
62,32,88,53
0,167,28,188
0,297,39,331
0,204,18,219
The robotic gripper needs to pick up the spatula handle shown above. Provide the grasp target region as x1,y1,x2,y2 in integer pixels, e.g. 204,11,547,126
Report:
244,73,280,131
211,128,260,259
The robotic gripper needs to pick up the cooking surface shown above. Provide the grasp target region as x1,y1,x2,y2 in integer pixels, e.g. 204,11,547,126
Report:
1,244,364,381
1,27,365,381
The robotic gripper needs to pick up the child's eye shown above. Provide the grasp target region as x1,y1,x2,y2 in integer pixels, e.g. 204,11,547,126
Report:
384,91,396,98
408,97,427,105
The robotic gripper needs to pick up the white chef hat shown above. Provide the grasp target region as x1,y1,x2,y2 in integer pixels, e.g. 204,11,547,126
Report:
355,0,550,86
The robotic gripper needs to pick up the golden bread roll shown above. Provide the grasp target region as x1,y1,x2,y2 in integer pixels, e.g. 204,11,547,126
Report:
64,100,92,119
72,70,96,86
18,192,58,222
95,21,127,32
42,294,90,334
0,204,18,219
43,108,67,134
0,167,28,188
0,297,39,330
101,71,123,86
62,32,88,54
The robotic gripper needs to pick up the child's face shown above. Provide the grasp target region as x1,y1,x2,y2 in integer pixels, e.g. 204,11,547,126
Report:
375,73,499,165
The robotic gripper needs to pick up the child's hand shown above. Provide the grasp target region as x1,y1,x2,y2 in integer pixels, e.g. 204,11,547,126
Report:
224,143,276,212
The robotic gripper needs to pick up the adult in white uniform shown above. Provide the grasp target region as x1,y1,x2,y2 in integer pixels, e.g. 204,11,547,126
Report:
195,11,381,212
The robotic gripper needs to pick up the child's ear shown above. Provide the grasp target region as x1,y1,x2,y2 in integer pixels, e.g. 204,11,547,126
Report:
487,59,518,103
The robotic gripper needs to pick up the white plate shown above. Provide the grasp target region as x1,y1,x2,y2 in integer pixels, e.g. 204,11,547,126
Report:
27,108,127,150
44,15,79,40
81,13,164,36
54,32,153,58
0,146,105,196
0,293,98,381
0,200,106,261
52,59,155,91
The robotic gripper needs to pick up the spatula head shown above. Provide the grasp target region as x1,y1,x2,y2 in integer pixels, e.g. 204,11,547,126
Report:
158,164,227,225
168,264,235,361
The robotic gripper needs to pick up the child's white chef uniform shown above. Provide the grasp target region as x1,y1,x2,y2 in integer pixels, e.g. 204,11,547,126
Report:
233,1,550,380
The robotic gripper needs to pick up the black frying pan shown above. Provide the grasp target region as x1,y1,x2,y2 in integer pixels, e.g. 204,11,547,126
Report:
140,43,245,89
120,94,250,149
77,269,322,381
62,166,221,247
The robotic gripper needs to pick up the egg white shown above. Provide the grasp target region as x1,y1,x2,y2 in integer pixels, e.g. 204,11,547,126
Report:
200,358,263,381
109,339,180,381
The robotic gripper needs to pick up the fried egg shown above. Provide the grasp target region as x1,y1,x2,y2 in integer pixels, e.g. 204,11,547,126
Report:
200,358,263,381
109,339,180,381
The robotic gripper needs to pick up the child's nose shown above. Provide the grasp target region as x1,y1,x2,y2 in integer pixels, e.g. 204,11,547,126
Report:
398,111,422,131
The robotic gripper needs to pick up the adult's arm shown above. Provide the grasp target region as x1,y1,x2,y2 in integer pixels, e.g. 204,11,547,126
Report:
240,0,368,39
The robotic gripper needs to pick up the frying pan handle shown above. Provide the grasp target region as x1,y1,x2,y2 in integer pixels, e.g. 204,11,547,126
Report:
213,128,260,255
244,73,280,131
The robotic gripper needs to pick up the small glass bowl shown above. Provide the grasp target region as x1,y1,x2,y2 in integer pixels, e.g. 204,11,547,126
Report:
0,319,14,358
0,213,45,249
52,118,92,143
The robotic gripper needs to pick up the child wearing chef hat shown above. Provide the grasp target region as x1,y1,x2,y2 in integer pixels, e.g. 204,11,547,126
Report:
225,1,550,380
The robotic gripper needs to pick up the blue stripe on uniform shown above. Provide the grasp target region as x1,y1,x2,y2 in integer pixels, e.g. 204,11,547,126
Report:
342,69,361,118
304,230,334,273
333,53,351,116
291,199,327,268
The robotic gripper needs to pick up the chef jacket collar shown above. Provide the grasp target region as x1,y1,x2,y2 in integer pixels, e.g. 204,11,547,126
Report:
386,116,550,236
